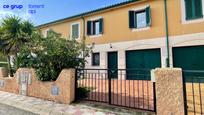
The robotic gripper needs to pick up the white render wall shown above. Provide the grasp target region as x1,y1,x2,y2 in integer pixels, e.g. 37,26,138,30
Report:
85,36,166,69
85,32,204,70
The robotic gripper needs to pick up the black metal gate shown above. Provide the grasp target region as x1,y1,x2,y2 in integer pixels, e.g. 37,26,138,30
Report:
75,69,156,112
183,70,204,115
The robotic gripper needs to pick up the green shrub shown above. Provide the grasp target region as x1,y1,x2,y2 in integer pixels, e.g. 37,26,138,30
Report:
0,62,8,68
16,30,92,81
0,53,7,62
77,87,91,99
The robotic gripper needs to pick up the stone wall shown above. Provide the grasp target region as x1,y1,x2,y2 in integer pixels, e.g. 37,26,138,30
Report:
0,67,8,78
0,75,19,94
0,68,75,104
154,68,185,115
0,67,187,113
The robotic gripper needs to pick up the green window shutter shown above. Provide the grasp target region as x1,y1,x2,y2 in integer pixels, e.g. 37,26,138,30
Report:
185,0,203,20
194,0,203,18
87,21,92,35
146,6,151,26
99,18,103,34
185,0,193,20
129,11,135,28
134,13,137,28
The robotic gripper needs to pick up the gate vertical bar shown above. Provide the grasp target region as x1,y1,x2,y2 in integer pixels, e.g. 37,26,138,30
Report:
192,78,196,115
108,70,111,104
153,82,156,113
182,71,187,115
74,69,78,102
199,82,203,115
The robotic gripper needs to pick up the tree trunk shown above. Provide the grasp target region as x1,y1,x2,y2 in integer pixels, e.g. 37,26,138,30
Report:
6,55,13,77
14,53,18,70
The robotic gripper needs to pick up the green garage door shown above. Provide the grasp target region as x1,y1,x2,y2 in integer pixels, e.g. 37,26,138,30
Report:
173,46,204,82
126,49,161,80
173,46,204,70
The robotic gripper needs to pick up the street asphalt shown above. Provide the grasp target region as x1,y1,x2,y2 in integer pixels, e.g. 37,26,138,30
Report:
0,103,37,115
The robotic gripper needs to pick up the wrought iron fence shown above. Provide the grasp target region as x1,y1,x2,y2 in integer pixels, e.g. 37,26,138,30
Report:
75,69,156,112
183,70,204,115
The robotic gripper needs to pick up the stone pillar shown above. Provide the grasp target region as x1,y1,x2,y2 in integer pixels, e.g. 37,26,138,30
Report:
64,69,75,104
154,68,185,115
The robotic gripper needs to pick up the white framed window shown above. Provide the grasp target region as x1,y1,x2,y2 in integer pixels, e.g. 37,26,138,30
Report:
87,18,103,37
136,11,147,28
92,53,100,66
44,28,51,37
94,21,100,35
70,22,80,39
129,6,151,30
181,0,204,24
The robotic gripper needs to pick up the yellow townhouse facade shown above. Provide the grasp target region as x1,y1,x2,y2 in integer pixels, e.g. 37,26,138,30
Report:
37,0,204,73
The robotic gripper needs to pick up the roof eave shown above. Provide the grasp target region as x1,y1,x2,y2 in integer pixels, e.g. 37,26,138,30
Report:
36,0,143,29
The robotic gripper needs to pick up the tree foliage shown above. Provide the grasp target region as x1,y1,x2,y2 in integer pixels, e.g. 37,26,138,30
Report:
0,16,34,55
0,16,35,76
0,16,92,80
16,30,92,81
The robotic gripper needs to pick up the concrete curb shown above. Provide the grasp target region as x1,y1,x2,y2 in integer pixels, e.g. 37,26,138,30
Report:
0,96,71,115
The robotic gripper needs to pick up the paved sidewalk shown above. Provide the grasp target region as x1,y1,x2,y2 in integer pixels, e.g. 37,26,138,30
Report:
0,91,117,115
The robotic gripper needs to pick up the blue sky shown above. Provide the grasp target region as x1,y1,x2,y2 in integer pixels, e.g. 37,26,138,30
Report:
0,0,126,26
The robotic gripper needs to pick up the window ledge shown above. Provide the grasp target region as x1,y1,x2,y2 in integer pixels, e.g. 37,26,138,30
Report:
91,65,100,67
75,37,80,40
182,18,204,24
131,26,150,32
89,34,102,38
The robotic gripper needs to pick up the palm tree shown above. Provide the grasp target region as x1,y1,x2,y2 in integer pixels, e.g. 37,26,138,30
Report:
0,27,13,76
0,16,35,77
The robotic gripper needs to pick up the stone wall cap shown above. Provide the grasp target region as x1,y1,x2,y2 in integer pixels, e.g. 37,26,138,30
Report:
17,68,74,71
154,68,182,71
62,68,75,71
3,77,14,80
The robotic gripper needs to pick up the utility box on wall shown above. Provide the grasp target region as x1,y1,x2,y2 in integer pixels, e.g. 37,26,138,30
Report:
51,85,59,96
0,80,4,87
17,71,32,96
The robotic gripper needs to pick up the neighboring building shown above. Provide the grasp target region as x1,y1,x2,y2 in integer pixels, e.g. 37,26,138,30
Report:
38,0,204,75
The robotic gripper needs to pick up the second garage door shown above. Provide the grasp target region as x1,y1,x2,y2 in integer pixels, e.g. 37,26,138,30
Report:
173,46,204,70
126,49,161,80
173,46,204,82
